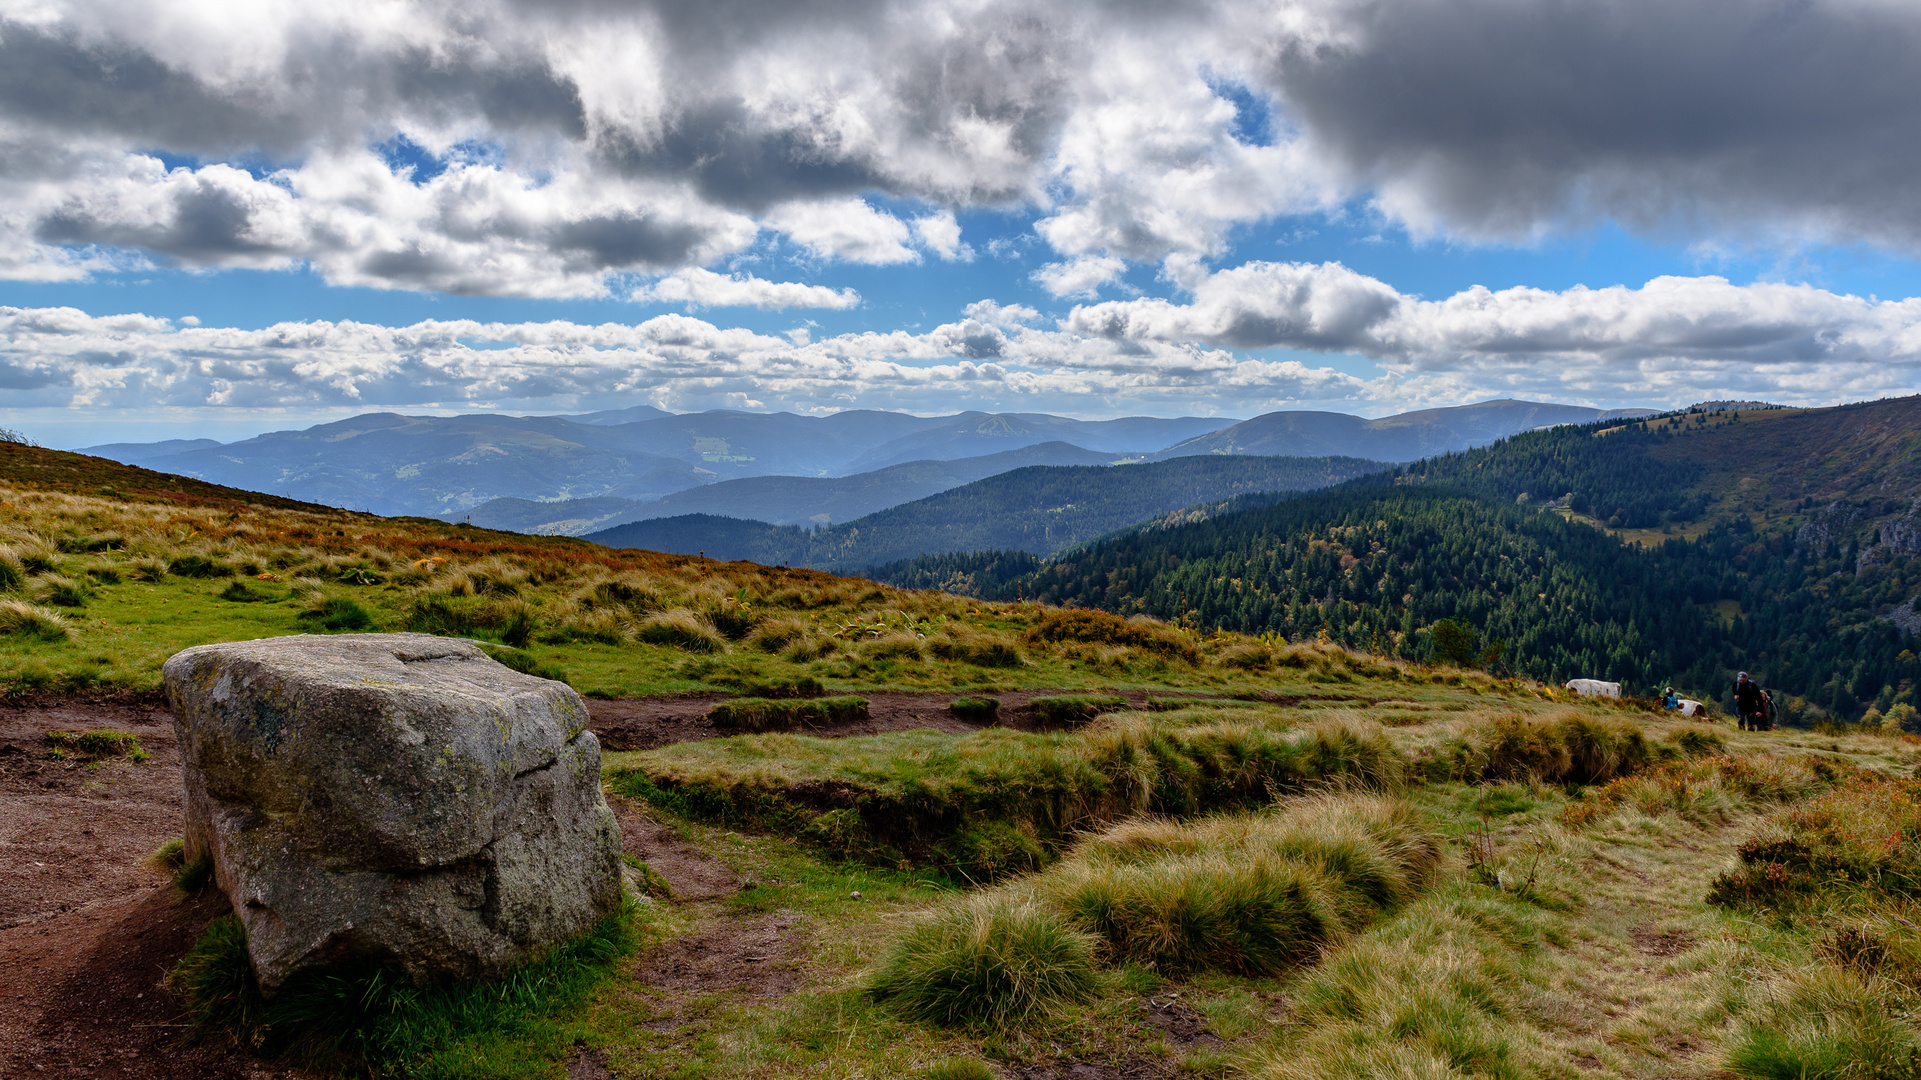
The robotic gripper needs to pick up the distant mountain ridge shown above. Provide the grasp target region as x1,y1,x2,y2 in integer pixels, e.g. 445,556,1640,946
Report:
1155,399,1657,463
586,454,1387,569
460,441,1119,535
75,397,1651,523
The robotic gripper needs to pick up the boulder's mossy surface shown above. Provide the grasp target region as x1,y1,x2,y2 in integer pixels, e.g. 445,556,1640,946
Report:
164,632,624,992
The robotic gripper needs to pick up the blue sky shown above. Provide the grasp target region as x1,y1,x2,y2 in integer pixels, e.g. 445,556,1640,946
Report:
4,0,1921,447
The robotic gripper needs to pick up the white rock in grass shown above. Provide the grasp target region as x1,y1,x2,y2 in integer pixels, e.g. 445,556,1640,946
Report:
163,633,622,993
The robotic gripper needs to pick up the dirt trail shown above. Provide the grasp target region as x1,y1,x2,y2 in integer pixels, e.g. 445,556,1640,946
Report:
0,687,1219,1079
0,700,266,1080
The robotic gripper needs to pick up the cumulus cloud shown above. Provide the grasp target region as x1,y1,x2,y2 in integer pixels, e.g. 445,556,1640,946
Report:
633,268,860,310
7,264,1920,427
1032,254,1128,299
1066,261,1921,402
4,0,1920,296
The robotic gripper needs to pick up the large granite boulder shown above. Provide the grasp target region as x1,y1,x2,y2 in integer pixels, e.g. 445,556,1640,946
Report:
163,633,622,992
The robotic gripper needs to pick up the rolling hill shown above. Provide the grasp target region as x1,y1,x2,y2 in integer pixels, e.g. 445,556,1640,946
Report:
457,441,1120,535
77,398,1653,524
909,396,1921,723
587,454,1387,570
1155,398,1657,462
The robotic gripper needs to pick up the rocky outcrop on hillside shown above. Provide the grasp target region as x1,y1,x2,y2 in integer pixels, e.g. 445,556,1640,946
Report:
163,634,622,992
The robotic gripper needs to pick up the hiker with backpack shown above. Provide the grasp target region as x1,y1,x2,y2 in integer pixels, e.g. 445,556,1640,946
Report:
1734,671,1769,731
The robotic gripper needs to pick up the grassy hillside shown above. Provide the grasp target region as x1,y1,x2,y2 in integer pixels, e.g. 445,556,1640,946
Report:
12,435,1921,1080
587,454,1387,570
0,441,1323,699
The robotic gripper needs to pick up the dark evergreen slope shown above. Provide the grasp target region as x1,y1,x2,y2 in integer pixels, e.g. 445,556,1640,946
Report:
588,454,1385,570
929,397,1921,723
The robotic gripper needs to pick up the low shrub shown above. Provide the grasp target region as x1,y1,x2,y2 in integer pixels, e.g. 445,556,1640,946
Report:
1707,773,1921,909
1029,694,1128,727
709,695,870,732
867,893,1103,1028
0,599,74,642
1025,609,1198,663
169,554,234,578
949,697,1000,723
1563,751,1857,831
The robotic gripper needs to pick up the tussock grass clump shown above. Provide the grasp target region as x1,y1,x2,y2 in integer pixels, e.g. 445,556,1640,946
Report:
623,714,1402,877
1563,751,1855,830
479,644,569,684
1707,772,1921,909
867,893,1103,1028
863,630,926,662
1441,712,1652,785
56,533,122,553
1029,694,1128,727
1214,642,1274,670
869,794,1440,1028
928,627,1024,668
633,608,725,652
746,615,809,653
948,697,1000,723
168,554,233,578
1727,965,1921,1080
1042,795,1443,977
709,695,870,732
0,549,24,592
0,598,75,641
1257,884,1557,1080
1025,608,1197,662
297,595,376,632
32,573,91,607
16,545,59,574
127,555,168,582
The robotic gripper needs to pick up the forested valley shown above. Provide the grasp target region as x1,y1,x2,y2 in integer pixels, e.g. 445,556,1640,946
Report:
873,399,1921,724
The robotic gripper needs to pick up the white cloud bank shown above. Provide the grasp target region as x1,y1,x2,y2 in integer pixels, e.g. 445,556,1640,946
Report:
633,268,859,310
4,0,1921,296
5,267,1918,427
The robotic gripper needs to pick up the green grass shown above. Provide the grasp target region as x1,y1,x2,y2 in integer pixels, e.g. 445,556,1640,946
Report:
615,712,1403,879
170,902,649,1075
947,696,1000,722
1027,693,1129,726
45,727,148,761
708,695,872,732
868,893,1105,1027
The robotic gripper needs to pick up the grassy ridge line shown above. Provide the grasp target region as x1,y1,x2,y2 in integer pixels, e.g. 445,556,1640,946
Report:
610,712,1404,880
